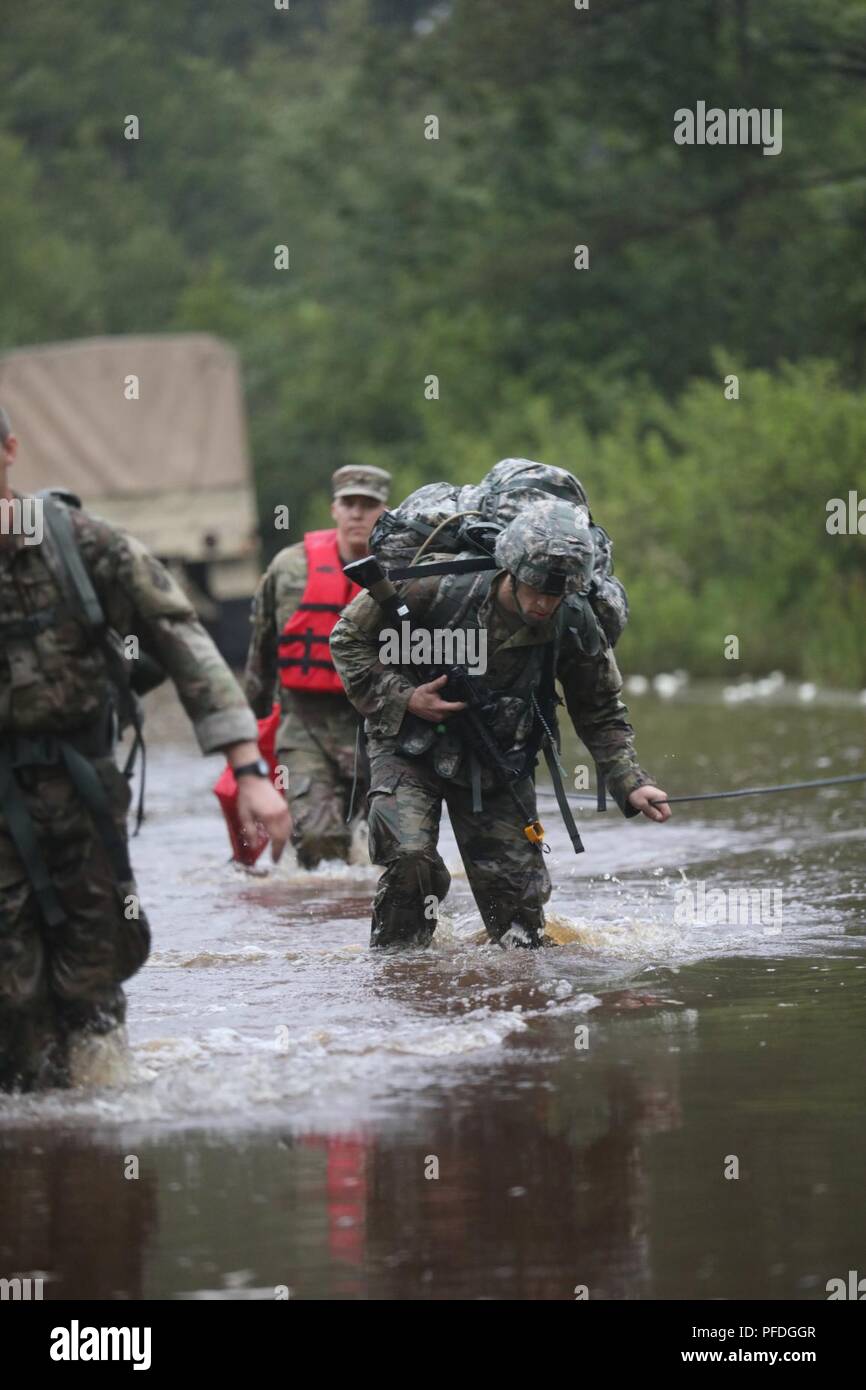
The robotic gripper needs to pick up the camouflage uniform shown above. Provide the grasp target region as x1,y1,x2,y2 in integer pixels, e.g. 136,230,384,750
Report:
0,496,257,1090
244,542,363,868
331,551,654,949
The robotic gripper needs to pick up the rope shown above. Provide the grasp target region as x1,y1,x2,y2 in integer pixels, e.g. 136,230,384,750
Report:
648,772,866,806
410,510,483,564
536,770,866,807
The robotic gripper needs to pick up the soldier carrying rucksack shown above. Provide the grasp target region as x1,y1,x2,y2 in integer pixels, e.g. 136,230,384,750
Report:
332,495,670,951
0,406,289,1091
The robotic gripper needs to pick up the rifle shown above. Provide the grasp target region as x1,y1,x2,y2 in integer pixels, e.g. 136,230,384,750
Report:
430,664,547,848
344,555,547,849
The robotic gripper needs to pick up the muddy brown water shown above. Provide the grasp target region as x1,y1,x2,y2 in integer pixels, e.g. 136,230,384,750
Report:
1,683,864,1300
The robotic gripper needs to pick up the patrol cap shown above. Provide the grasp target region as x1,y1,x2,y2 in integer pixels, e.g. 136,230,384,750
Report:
332,465,391,503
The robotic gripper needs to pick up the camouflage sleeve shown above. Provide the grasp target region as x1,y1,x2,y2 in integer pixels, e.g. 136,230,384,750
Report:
243,569,278,718
330,589,417,738
557,639,653,818
76,512,257,754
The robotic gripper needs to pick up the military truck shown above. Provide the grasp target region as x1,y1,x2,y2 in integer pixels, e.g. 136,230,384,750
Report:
0,333,259,667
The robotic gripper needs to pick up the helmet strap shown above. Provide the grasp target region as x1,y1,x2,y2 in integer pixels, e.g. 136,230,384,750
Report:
510,573,530,620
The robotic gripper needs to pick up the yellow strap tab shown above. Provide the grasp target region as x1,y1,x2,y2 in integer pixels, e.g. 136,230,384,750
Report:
523,820,545,845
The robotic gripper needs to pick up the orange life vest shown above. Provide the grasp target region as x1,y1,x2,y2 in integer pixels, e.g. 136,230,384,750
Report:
278,529,360,694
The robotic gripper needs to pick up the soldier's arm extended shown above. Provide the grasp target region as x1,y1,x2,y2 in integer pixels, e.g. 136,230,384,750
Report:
243,567,279,718
557,639,654,818
76,514,258,754
330,588,419,737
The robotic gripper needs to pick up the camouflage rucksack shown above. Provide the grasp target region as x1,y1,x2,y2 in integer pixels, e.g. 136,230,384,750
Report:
368,458,628,645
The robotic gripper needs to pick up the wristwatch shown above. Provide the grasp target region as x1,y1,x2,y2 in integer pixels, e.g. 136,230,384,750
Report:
233,758,270,779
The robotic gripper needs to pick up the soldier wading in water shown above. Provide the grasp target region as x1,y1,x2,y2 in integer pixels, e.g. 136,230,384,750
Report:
244,465,390,868
331,501,671,949
0,407,289,1091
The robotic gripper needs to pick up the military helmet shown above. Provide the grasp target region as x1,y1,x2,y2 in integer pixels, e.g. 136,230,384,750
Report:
493,499,595,596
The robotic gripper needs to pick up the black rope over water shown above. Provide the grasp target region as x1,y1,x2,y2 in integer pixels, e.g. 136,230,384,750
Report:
536,771,866,809
647,771,866,807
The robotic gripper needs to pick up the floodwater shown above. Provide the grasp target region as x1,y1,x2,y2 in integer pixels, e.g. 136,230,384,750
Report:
1,682,864,1300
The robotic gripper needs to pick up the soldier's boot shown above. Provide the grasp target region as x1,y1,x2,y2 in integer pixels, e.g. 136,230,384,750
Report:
497,922,545,949
467,869,549,948
0,995,69,1092
370,851,451,949
489,905,548,949
461,864,549,949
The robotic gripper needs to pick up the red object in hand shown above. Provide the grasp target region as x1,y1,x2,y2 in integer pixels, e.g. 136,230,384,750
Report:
213,703,281,865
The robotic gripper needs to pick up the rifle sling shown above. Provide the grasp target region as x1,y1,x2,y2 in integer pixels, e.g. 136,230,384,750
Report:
0,749,68,928
543,740,584,855
389,556,498,580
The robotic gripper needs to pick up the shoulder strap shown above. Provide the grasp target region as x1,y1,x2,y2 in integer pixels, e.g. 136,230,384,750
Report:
424,565,495,633
561,593,603,658
38,493,105,633
38,492,150,829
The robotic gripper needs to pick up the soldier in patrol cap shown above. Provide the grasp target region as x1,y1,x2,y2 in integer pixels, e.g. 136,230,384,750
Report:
331,499,671,949
0,406,290,1090
245,464,391,868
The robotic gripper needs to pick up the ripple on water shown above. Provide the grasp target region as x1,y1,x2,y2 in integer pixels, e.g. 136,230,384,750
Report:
0,1006,534,1133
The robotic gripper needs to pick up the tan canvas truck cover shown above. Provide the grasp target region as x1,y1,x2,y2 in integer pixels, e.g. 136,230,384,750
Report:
0,334,259,593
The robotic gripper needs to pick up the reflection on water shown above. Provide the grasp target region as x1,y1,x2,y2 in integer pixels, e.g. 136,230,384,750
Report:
0,687,863,1298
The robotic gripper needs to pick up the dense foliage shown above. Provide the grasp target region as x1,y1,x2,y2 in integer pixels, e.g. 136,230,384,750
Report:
1,0,864,680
